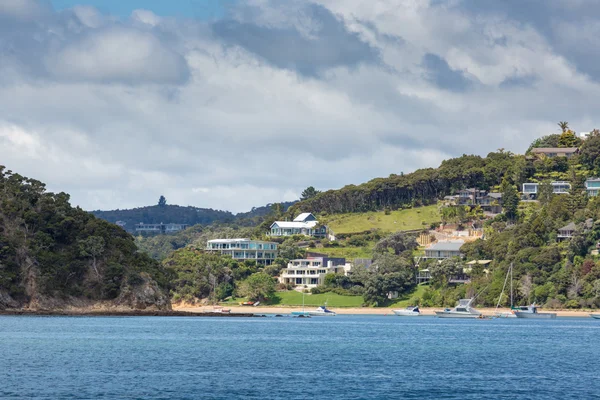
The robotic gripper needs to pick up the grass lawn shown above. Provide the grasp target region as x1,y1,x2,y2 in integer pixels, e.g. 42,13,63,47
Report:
272,291,364,307
387,284,428,308
305,244,374,259
324,205,439,234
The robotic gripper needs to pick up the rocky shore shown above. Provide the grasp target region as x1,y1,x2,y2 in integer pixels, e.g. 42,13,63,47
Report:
0,309,259,317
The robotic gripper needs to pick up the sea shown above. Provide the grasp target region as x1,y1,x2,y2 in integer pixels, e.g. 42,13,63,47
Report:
1,315,599,399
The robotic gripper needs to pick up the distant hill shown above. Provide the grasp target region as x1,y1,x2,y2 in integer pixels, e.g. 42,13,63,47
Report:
91,205,235,232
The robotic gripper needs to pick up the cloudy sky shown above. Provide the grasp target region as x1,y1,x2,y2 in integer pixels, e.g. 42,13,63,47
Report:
1,0,599,213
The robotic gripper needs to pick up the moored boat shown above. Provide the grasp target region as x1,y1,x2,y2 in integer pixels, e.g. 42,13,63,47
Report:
209,306,231,314
435,298,481,318
306,306,336,316
513,304,556,319
393,306,421,316
590,314,600,319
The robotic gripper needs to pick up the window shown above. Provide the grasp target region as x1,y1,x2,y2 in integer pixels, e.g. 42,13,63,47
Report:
310,278,318,285
296,278,302,284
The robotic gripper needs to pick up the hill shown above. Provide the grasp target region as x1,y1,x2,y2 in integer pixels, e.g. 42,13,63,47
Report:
0,166,173,311
91,204,235,232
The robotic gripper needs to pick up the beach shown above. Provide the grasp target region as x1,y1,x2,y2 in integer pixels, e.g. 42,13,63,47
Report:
173,304,597,317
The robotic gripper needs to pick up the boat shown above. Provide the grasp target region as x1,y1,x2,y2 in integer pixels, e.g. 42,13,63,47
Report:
514,304,556,319
291,291,311,317
493,263,517,318
306,306,336,316
393,306,421,316
209,306,231,314
239,301,255,306
434,298,481,318
590,314,600,319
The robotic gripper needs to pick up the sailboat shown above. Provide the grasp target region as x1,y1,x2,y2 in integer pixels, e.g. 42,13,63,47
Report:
291,291,311,317
494,263,516,318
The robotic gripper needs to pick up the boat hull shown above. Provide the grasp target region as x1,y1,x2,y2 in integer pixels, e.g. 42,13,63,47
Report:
307,312,336,316
434,311,481,319
495,312,517,318
591,314,600,319
393,310,421,316
514,312,556,319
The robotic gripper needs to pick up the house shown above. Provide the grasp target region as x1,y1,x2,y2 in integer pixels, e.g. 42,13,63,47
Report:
557,222,576,241
530,147,579,158
278,252,351,287
135,223,189,234
449,188,502,213
522,181,571,199
423,240,465,260
586,178,600,197
206,239,278,265
457,188,487,206
269,213,328,238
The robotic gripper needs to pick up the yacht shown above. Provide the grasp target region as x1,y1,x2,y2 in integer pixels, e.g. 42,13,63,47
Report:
435,299,481,318
393,306,421,316
590,314,600,319
307,306,336,316
513,304,556,319
493,263,517,318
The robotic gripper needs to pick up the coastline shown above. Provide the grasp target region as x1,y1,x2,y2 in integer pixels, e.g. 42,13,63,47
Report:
175,305,599,317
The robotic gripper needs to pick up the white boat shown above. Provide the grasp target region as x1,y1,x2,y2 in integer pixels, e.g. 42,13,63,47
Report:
513,304,556,319
307,306,336,316
393,306,421,316
435,298,481,318
493,263,517,318
590,314,600,319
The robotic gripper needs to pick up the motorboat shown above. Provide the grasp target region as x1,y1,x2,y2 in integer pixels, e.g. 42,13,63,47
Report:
495,310,517,318
292,306,336,316
435,299,481,318
209,306,231,314
513,304,556,319
393,306,421,316
590,314,600,319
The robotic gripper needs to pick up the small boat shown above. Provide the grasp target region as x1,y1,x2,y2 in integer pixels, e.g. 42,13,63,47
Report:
513,304,556,319
209,306,231,314
393,306,421,316
239,301,255,306
590,314,600,319
435,298,481,318
495,310,517,318
306,306,336,316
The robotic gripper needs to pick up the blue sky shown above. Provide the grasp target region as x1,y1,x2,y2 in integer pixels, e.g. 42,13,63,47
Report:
50,0,227,19
1,0,599,212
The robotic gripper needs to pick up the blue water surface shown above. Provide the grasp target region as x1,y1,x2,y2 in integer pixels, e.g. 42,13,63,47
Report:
1,315,599,399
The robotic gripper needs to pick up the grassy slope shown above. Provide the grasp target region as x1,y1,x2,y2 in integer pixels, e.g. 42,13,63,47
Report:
324,205,439,234
272,291,364,307
387,284,428,308
306,243,375,259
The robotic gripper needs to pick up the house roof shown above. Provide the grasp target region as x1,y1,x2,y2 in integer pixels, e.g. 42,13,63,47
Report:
467,260,492,265
587,178,600,182
558,222,576,231
207,238,276,244
293,213,314,222
487,192,502,199
270,221,318,229
531,147,578,154
426,241,465,252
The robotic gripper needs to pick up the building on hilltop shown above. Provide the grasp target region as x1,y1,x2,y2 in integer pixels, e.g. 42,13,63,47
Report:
135,222,189,234
206,238,278,265
269,212,329,238
521,181,571,199
586,178,600,197
530,147,579,158
445,188,503,214
423,240,465,260
278,252,351,287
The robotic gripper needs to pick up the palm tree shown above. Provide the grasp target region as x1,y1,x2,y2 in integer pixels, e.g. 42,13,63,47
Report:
558,121,570,132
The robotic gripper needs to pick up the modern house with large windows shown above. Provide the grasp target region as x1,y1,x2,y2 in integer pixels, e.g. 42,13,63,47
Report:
135,223,189,234
423,241,465,260
269,213,328,238
278,252,351,288
586,178,600,197
522,181,571,199
206,239,278,265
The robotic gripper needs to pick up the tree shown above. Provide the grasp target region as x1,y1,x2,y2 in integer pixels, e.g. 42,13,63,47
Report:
300,186,321,201
270,203,284,218
579,135,600,173
79,236,106,278
558,121,570,133
158,195,167,207
519,274,533,302
429,257,462,286
374,231,418,255
538,180,554,206
558,130,580,148
237,272,276,301
500,178,519,220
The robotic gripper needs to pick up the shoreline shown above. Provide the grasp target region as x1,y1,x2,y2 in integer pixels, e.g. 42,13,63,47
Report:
175,305,600,317
0,309,258,317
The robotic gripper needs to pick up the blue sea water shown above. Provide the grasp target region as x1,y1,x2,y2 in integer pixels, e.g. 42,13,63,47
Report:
1,315,599,399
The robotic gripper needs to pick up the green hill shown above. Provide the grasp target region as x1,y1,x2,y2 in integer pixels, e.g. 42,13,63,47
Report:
325,205,439,234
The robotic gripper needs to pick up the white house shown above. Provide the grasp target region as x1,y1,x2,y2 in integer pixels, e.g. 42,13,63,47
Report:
269,213,328,238
206,238,278,265
423,241,465,260
278,253,351,287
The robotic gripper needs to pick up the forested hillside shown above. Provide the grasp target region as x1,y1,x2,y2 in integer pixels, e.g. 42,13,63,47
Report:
0,167,173,310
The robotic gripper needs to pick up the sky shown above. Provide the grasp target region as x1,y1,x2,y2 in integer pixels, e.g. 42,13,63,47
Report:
1,0,599,213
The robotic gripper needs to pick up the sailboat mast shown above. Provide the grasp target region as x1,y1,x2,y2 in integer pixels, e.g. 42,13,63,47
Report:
510,263,513,308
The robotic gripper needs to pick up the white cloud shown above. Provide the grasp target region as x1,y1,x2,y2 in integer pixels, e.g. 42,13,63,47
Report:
0,0,599,213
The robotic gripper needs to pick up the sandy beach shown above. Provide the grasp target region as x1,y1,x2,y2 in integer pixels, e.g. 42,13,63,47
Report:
173,304,598,317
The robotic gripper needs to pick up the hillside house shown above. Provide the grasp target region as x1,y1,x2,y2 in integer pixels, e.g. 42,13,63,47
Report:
278,252,351,287
557,222,576,241
206,238,278,265
522,181,571,199
586,178,600,197
269,213,328,238
530,147,578,158
135,223,189,233
448,188,503,213
423,240,465,260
